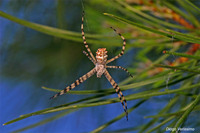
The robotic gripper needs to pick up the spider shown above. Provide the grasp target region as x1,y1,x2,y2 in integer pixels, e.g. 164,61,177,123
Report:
50,11,133,121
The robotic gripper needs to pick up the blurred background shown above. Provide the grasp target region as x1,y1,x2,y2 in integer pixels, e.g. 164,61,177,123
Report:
0,0,200,133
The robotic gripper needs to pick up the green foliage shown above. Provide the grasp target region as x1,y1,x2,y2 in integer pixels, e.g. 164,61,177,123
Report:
163,50,200,60
1,0,199,132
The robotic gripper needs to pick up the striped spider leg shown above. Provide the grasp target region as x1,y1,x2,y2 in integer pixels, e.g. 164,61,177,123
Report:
83,51,95,65
50,11,132,121
104,26,133,120
106,66,133,78
106,26,126,64
81,11,96,64
50,68,96,99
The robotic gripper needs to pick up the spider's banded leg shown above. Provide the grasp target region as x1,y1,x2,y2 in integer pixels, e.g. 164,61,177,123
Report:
106,66,133,78
106,27,126,64
81,11,96,63
83,51,95,64
104,70,128,121
50,68,96,99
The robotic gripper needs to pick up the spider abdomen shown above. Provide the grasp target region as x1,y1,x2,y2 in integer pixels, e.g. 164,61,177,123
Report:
96,48,108,63
95,48,108,78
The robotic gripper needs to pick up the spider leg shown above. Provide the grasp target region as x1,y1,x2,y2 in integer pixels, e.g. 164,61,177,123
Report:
50,68,96,99
83,50,95,64
106,27,126,64
81,11,96,63
104,70,128,121
106,66,133,78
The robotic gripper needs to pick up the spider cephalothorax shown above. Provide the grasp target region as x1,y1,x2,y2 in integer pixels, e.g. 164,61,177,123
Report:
50,11,133,121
